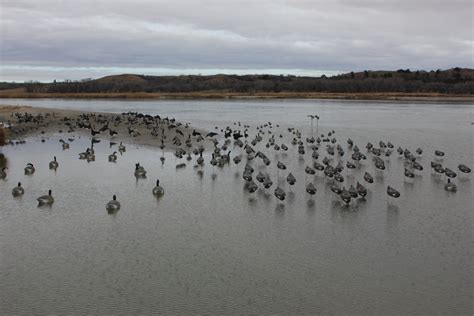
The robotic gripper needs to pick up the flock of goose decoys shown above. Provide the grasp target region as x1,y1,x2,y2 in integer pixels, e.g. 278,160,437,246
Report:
1,110,471,211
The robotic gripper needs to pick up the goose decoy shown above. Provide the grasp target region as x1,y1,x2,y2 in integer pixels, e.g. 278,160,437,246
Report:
12,182,24,197
197,152,204,165
330,181,342,195
444,168,457,178
108,152,117,162
106,195,121,211
277,161,287,170
37,190,54,206
305,166,315,175
306,182,317,196
256,172,266,183
152,180,165,197
134,163,147,178
404,168,415,178
364,171,374,183
458,164,471,174
356,181,367,198
334,172,344,183
348,185,358,198
313,162,325,171
412,161,423,171
246,180,258,193
49,156,59,169
263,176,273,189
274,187,286,201
118,142,126,152
78,149,89,159
24,163,35,175
346,161,356,169
340,188,351,204
286,173,296,185
0,167,7,179
444,179,457,192
387,186,400,198
60,139,70,149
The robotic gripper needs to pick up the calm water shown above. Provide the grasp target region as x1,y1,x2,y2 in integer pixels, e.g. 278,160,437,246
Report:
1,99,473,315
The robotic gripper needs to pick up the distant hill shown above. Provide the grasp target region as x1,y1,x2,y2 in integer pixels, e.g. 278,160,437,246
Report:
1,68,473,95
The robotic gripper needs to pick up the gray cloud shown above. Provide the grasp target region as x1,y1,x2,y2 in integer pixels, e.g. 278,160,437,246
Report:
0,0,472,81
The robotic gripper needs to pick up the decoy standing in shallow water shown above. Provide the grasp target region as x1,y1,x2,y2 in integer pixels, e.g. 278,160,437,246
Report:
37,190,54,206
106,195,121,211
12,182,24,196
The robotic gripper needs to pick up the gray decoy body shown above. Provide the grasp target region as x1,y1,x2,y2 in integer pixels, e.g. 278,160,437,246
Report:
12,182,24,196
24,163,35,175
106,195,121,211
49,156,59,169
153,180,165,197
37,190,54,205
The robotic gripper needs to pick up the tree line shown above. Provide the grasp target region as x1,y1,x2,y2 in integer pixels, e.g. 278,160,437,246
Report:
4,68,474,94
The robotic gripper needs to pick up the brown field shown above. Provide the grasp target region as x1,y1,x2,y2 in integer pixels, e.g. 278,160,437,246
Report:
0,88,472,102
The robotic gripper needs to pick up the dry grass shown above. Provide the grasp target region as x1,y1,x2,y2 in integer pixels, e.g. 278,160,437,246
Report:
0,88,472,102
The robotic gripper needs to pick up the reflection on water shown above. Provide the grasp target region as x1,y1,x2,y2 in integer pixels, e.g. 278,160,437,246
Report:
0,99,473,315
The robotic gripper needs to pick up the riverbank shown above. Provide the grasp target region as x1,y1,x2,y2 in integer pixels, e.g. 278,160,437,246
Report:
0,89,472,102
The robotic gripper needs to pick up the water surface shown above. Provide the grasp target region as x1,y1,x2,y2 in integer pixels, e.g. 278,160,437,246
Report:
1,99,473,315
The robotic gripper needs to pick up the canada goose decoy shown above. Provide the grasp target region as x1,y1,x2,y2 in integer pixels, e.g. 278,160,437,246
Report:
256,172,266,183
12,182,24,197
458,164,471,174
306,182,317,196
246,180,258,193
305,166,315,175
387,186,400,198
197,152,204,166
340,188,352,204
108,152,118,162
348,185,358,198
79,150,88,159
444,179,457,192
364,172,374,183
330,181,342,195
60,139,70,149
274,187,286,201
356,181,367,198
49,156,59,169
435,150,445,157
286,173,296,185
404,168,415,178
37,190,54,206
334,173,344,183
263,176,273,189
24,163,35,175
118,142,126,152
444,168,457,178
152,180,165,197
106,195,121,211
412,161,423,171
0,167,7,179
134,163,147,178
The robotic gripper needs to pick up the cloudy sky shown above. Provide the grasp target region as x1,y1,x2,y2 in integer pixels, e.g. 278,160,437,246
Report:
1,0,472,81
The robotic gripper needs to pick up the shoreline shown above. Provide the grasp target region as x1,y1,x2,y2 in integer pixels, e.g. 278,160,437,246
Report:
0,91,472,102
0,105,211,150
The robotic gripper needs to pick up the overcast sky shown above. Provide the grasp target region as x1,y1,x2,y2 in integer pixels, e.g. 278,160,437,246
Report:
1,0,473,81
